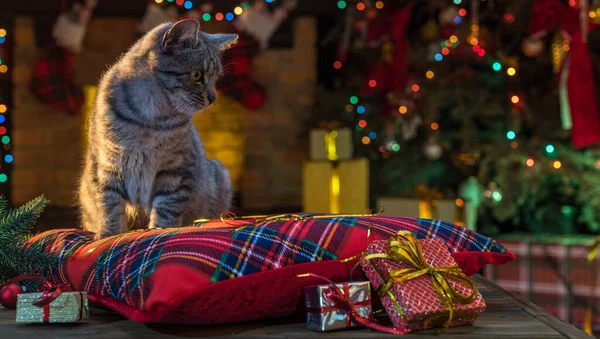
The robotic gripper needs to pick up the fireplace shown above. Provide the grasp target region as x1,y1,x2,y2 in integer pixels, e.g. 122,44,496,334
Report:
11,15,316,229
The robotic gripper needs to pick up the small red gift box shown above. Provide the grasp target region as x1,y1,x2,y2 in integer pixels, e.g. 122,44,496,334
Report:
360,231,486,332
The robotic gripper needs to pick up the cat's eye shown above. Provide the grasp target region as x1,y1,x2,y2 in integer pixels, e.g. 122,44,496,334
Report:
190,70,204,84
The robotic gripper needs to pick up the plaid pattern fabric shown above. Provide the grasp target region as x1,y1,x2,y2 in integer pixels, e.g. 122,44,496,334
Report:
217,31,265,110
28,215,510,312
30,44,84,116
485,239,600,331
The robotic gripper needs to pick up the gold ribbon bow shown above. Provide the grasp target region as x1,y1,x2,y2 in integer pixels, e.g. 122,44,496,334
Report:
363,231,479,329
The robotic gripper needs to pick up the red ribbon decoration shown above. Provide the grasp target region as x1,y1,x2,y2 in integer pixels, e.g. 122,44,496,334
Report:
529,0,600,149
0,273,71,323
301,273,410,335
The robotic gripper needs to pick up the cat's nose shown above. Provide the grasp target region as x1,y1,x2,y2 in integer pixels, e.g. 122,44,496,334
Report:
207,91,216,104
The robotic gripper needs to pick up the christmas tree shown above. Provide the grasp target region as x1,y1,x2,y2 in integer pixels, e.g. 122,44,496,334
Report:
317,0,600,235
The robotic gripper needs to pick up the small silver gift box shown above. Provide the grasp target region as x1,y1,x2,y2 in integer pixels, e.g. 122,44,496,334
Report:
16,291,89,324
304,281,372,331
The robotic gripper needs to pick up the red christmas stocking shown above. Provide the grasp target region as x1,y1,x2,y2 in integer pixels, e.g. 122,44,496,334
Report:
30,44,84,116
217,31,266,110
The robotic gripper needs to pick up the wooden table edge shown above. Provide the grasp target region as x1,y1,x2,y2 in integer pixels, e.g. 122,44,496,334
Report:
473,275,592,339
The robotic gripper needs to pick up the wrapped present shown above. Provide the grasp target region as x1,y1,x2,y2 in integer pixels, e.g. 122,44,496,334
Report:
0,273,89,324
309,128,353,161
303,158,368,214
304,281,372,331
300,273,408,335
360,231,486,332
16,291,89,324
377,197,463,225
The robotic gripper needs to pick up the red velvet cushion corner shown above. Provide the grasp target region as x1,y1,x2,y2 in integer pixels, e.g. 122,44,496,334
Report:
27,215,515,325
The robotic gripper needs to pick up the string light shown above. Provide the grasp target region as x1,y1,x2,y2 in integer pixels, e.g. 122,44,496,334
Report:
183,0,192,9
1,136,9,144
375,1,384,9
449,35,458,43
175,0,184,5
492,62,502,71
225,12,235,21
510,95,520,104
0,127,5,135
411,84,420,92
507,67,516,76
369,131,377,140
431,122,439,130
454,16,462,24
510,141,518,149
368,79,377,87
358,120,367,128
506,130,516,140
597,159,600,168
453,0,462,4
473,45,481,53
215,13,224,21
356,105,366,114
492,191,503,202
434,53,443,61
458,8,467,16
337,0,347,9
356,2,365,10
441,48,449,55
426,71,434,79
0,174,6,183
392,143,400,152
398,106,407,114
202,13,211,21
470,37,478,45
526,158,535,167
477,49,485,57
503,13,515,23
345,104,354,112
0,65,7,73
234,6,243,15
0,29,5,38
553,160,562,169
349,96,359,104
362,136,370,144
0,105,6,113
333,61,342,69
545,144,555,153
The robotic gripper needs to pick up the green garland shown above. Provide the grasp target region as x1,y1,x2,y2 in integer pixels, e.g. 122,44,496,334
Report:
0,195,56,284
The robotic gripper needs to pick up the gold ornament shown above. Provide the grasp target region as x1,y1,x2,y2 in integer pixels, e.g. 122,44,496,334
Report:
420,20,440,42
521,38,545,57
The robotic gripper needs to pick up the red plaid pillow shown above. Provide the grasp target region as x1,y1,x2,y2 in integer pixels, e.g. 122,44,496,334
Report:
28,215,514,324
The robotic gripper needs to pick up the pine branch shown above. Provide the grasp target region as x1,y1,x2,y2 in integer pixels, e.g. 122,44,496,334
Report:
0,195,57,284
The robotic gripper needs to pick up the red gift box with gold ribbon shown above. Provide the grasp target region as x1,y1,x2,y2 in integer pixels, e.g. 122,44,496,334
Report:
360,231,486,332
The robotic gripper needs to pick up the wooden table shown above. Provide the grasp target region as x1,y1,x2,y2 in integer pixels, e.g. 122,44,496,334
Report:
0,276,592,338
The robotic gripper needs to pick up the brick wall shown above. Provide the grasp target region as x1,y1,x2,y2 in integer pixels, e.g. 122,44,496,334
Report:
241,17,316,211
11,16,316,213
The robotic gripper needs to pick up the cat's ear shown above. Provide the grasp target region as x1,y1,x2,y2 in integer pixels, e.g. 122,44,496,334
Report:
204,33,238,51
162,19,200,51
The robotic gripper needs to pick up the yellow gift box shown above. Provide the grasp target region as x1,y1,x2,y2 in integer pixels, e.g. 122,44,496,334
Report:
302,158,369,214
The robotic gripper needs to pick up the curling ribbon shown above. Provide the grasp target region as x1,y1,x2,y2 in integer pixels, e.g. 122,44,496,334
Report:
0,273,71,323
360,231,478,330
297,272,410,335
584,235,600,336
193,209,383,228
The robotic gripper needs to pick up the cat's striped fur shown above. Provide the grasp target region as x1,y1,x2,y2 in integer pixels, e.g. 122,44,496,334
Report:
79,19,237,239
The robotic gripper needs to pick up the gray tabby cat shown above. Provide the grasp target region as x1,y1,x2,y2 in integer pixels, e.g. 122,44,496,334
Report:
79,19,237,239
